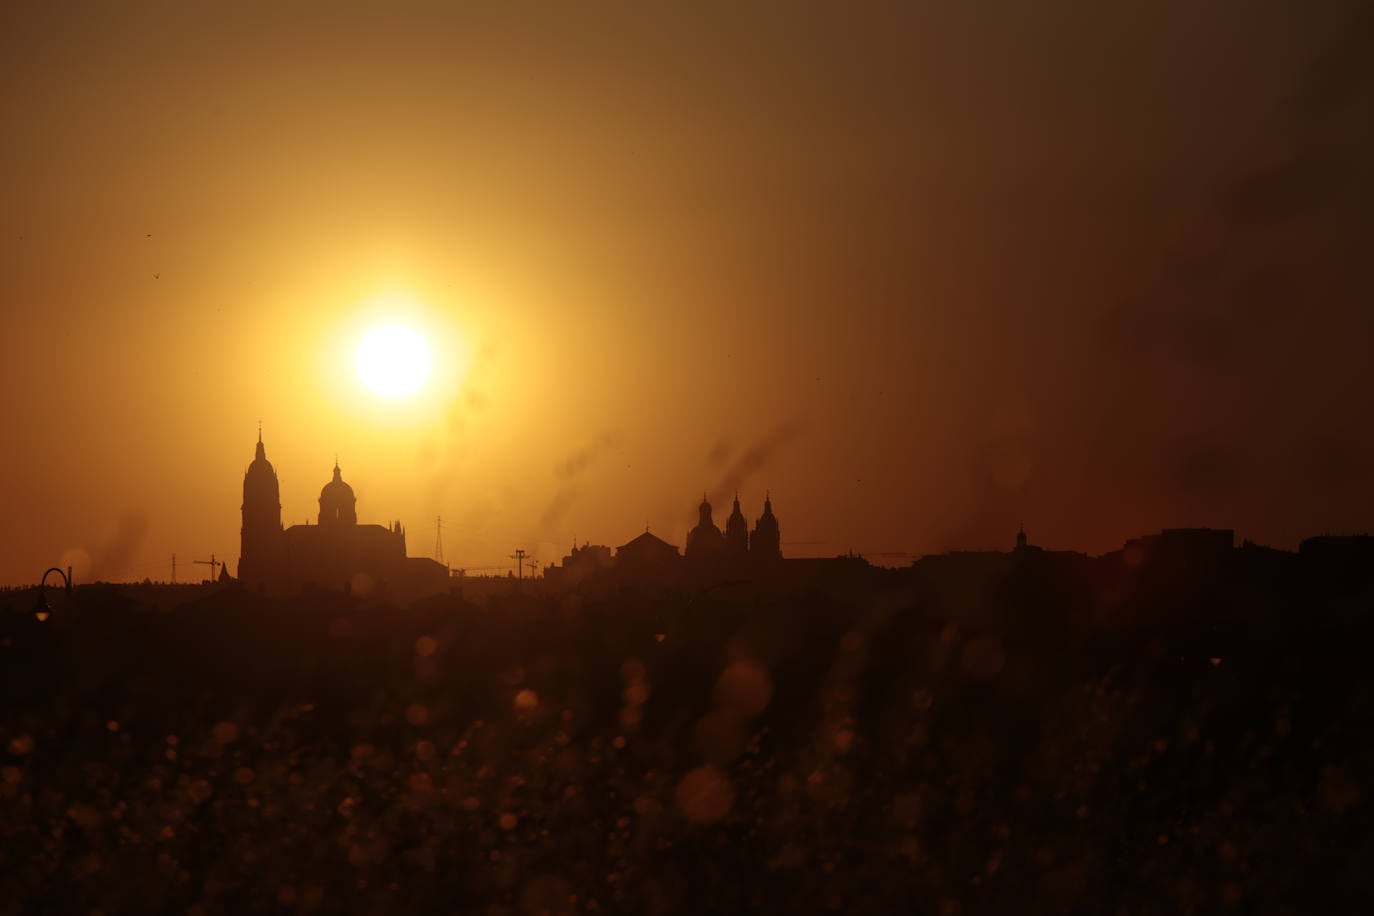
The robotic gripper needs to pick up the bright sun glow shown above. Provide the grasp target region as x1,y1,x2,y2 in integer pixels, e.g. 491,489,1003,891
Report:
355,323,433,398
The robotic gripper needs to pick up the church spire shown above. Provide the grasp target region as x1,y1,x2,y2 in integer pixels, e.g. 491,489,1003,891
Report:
725,489,749,556
751,490,781,562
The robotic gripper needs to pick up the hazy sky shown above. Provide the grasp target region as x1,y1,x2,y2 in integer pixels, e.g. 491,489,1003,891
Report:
2,1,1372,585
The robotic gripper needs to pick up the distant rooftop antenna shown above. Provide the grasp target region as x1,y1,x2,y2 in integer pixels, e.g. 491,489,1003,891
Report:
434,515,445,563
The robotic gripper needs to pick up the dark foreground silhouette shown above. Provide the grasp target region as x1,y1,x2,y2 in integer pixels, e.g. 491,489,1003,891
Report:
1,553,1370,914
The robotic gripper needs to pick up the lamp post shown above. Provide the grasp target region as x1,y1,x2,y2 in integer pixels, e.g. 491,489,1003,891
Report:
35,566,73,621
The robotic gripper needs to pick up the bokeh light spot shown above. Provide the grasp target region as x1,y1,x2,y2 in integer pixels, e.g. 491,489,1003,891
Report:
676,764,735,823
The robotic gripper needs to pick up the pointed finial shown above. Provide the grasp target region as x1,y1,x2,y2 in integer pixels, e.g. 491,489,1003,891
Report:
257,420,262,443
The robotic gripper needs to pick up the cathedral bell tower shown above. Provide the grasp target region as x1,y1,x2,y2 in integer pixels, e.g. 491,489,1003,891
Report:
240,428,283,583
725,492,749,556
750,491,781,563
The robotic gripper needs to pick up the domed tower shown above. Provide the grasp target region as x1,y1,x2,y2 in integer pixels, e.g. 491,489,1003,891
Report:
318,460,357,526
685,493,724,558
750,491,781,563
240,429,283,583
725,492,749,556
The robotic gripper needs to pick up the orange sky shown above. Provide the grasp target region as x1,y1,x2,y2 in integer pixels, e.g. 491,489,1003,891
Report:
2,2,1372,585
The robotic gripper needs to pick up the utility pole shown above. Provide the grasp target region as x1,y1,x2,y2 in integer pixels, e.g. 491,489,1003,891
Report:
434,515,445,564
171,553,176,584
509,548,527,579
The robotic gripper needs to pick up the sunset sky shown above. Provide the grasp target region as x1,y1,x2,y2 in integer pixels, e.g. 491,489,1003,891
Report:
2,1,1372,585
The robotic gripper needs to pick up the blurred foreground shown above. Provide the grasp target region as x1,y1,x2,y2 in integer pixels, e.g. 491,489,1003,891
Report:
1,557,1371,914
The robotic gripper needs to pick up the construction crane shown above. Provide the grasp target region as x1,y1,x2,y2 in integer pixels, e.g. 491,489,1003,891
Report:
509,548,530,579
192,553,220,583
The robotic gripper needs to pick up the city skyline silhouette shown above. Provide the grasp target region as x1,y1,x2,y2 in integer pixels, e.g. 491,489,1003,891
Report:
3,4,1373,910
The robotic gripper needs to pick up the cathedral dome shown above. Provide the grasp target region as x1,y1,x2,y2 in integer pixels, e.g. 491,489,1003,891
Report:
320,464,354,500
318,462,358,525
686,492,724,558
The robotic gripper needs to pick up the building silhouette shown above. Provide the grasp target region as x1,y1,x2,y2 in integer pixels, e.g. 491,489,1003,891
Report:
685,494,725,560
237,433,448,600
239,434,283,584
614,530,682,586
541,541,614,590
750,492,781,563
534,492,789,591
686,491,782,567
725,493,749,557
1119,527,1234,570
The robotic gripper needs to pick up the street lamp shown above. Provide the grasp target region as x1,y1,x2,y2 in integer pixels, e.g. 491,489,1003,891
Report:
35,566,73,621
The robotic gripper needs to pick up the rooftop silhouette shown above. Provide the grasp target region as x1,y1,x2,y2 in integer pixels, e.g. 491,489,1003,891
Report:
238,433,448,601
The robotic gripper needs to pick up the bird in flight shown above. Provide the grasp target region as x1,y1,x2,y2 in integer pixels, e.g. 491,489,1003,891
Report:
154,273,160,280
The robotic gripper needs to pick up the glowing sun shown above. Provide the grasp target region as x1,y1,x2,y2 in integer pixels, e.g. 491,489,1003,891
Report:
354,323,433,398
